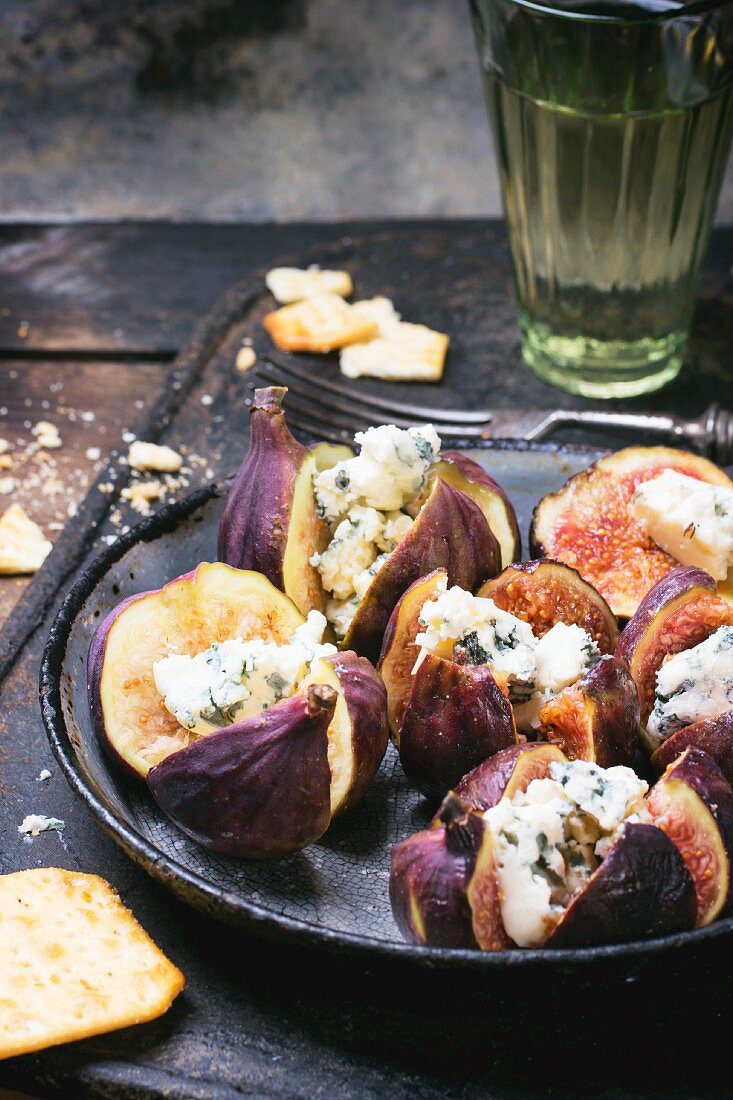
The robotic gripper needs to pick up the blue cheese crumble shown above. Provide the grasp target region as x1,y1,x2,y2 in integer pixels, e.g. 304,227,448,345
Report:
153,611,337,734
632,469,733,581
414,581,600,724
647,625,733,741
311,424,441,636
484,761,648,947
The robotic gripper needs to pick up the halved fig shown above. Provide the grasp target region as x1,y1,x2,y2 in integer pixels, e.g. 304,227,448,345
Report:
88,562,304,777
530,446,733,619
646,747,733,926
88,563,389,856
379,569,447,735
397,653,516,796
389,793,484,948
436,451,521,567
452,742,569,814
343,478,501,663
218,386,352,616
615,566,733,733
546,823,696,949
466,822,513,951
477,559,618,653
651,712,733,785
536,656,639,768
148,684,336,858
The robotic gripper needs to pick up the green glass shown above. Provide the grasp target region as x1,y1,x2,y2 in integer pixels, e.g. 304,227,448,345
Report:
470,0,733,398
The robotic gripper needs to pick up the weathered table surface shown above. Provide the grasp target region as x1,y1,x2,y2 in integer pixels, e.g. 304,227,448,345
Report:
0,220,732,1100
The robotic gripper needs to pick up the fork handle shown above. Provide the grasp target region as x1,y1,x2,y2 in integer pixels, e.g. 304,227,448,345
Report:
524,404,733,465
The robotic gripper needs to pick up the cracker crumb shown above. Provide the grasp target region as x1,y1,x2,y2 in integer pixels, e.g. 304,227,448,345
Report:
235,346,257,373
86,446,101,461
0,477,15,495
0,455,12,470
0,438,9,455
121,479,166,515
32,421,62,450
128,441,182,474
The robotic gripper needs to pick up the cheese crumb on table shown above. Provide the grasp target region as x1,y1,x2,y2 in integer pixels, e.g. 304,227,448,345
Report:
18,814,65,837
32,421,62,450
127,440,183,473
235,346,257,372
265,266,353,303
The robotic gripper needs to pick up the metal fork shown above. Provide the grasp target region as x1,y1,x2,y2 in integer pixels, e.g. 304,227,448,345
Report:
258,355,733,463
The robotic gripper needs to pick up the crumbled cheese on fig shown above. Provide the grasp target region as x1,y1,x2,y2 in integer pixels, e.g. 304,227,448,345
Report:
311,423,439,636
153,611,337,734
484,761,648,947
632,470,733,581
415,583,599,716
647,626,733,740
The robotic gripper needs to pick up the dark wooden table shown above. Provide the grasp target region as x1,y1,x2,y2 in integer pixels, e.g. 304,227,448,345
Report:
0,220,731,1099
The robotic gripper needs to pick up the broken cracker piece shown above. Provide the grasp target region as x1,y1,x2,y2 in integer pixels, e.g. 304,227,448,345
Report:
0,504,52,574
0,867,184,1060
263,293,378,353
340,323,449,382
351,296,402,336
128,441,183,473
265,266,353,304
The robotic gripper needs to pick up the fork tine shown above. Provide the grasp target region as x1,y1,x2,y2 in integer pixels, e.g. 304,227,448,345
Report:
257,367,493,439
264,353,493,426
257,361,425,430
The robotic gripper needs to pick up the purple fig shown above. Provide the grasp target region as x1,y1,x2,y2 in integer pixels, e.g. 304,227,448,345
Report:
148,685,335,858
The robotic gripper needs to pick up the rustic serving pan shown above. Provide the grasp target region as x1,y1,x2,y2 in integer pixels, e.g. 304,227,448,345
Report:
39,442,733,978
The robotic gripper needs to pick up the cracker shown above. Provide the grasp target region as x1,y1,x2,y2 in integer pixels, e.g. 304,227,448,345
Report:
340,323,449,382
0,868,184,1059
263,293,378,353
351,296,402,335
0,504,52,574
265,267,353,303
128,441,182,473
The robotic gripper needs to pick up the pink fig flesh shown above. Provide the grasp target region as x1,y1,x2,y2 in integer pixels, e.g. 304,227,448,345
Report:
436,451,521,566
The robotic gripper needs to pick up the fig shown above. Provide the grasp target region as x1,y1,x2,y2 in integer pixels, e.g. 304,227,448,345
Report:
452,742,569,814
88,563,389,856
397,652,516,796
536,656,639,768
435,451,521,567
148,684,336,858
476,559,618,653
651,712,733,785
341,477,501,663
88,562,305,778
546,823,697,949
615,566,733,736
530,446,733,619
219,388,514,661
218,386,352,616
646,747,733,926
389,793,485,948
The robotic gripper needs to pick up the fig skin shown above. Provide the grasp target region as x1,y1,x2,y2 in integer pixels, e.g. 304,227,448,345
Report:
343,478,501,663
451,742,569,814
530,445,733,620
647,747,733,925
651,711,733,785
477,559,618,654
218,386,351,616
436,450,521,567
615,566,733,730
87,562,306,779
389,794,484,948
546,823,697,949
537,655,640,769
323,652,389,817
147,684,336,859
397,652,517,797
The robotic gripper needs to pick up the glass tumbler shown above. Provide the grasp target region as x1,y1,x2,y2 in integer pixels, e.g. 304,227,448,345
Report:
469,0,733,398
